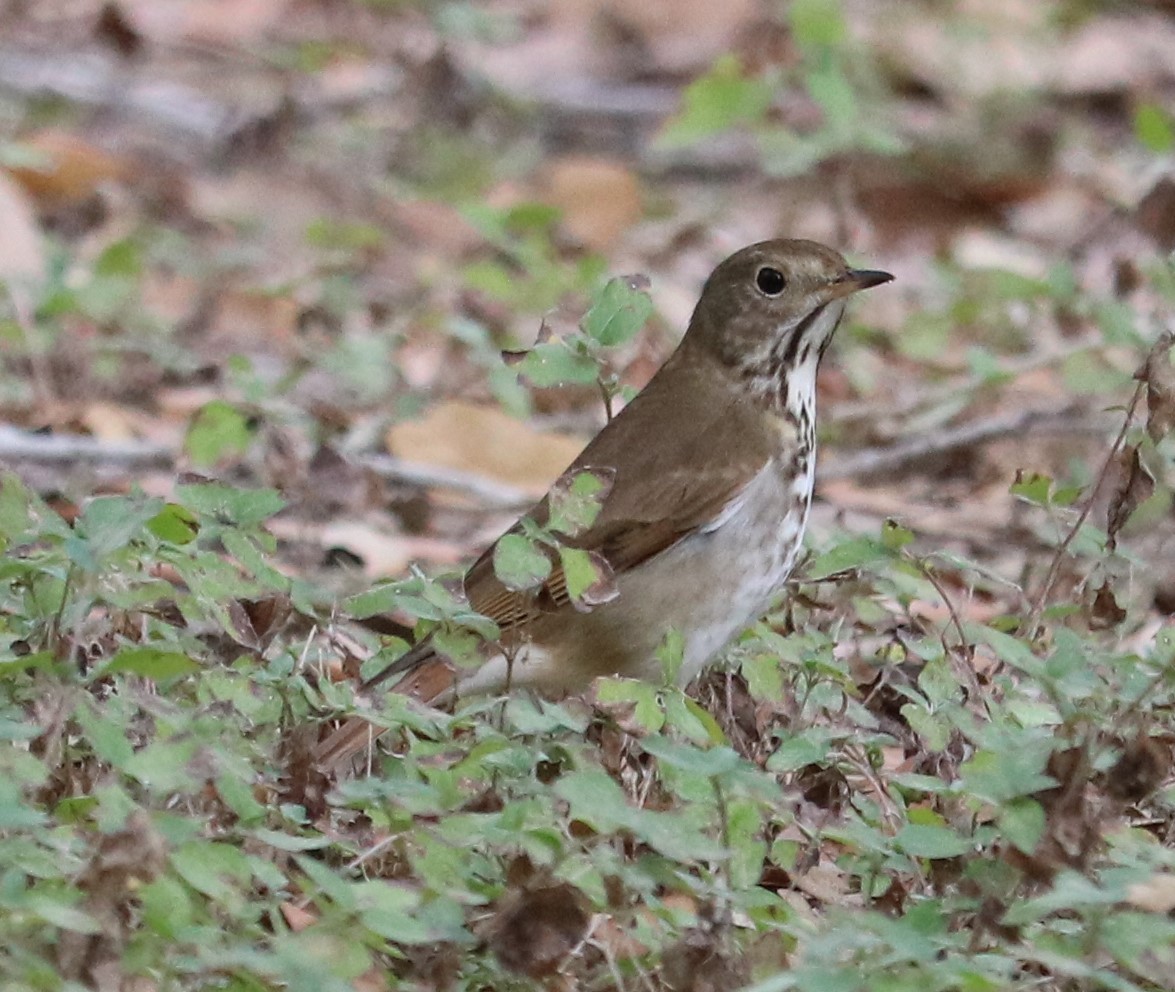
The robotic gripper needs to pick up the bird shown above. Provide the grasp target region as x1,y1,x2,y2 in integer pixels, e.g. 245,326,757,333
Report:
315,239,892,770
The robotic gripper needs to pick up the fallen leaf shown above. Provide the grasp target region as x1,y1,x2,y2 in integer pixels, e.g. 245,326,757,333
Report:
386,401,585,497
1136,176,1175,251
1134,331,1175,443
541,156,643,251
1126,873,1175,913
1088,581,1126,630
7,130,130,207
1107,444,1155,550
485,881,591,978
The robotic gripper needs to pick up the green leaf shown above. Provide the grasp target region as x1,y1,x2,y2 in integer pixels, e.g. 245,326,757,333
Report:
1000,798,1046,854
547,468,612,536
806,535,892,579
880,518,914,550
517,340,600,387
554,768,633,832
492,533,551,591
665,692,725,746
74,493,162,562
185,400,255,468
558,546,617,609
806,62,857,137
147,503,199,544
580,276,653,347
641,737,742,778
93,238,142,278
251,828,330,852
170,841,253,902
1135,102,1175,153
593,677,665,732
659,55,774,146
175,483,285,527
100,646,199,681
894,823,972,859
789,0,847,48
1010,472,1052,506
767,729,838,772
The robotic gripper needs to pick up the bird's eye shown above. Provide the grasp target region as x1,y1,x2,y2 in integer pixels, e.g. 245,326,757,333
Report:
755,266,786,296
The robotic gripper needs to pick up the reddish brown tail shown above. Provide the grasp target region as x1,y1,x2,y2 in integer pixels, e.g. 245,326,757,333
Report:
313,649,457,773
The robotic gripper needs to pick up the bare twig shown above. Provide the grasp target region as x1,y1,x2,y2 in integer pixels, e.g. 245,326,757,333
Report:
820,405,1105,482
1025,383,1145,634
0,427,533,509
0,426,173,468
363,455,532,510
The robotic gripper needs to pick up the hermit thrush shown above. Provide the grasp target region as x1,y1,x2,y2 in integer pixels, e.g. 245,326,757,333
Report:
316,240,891,769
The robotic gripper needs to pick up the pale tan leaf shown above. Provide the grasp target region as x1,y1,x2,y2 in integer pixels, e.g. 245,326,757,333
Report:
387,401,585,497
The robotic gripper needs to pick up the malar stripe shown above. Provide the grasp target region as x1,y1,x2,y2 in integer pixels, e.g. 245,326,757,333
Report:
779,303,828,369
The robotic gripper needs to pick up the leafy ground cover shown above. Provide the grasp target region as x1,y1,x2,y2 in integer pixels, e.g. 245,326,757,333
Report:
2,1,1175,989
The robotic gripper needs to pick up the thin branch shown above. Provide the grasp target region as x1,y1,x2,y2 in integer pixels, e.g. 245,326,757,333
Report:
1025,383,1145,634
0,426,172,467
820,405,1104,482
363,455,532,510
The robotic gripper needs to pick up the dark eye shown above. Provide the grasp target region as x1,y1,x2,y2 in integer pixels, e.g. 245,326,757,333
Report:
755,266,786,296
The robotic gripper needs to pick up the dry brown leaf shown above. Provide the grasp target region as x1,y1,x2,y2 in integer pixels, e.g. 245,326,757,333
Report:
279,901,319,933
1134,331,1175,443
1126,873,1175,913
662,926,749,992
1107,444,1155,550
485,881,591,978
1088,581,1127,631
80,402,138,442
267,517,464,577
1136,177,1175,252
387,401,585,497
1103,733,1170,804
7,130,130,207
541,156,643,252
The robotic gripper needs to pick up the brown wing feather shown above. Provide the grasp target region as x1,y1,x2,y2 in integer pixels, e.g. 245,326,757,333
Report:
463,346,779,631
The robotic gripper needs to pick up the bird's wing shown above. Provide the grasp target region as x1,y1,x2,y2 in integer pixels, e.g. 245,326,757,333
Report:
463,352,781,633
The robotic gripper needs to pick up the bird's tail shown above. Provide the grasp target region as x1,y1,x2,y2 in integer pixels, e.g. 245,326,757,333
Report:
312,640,458,773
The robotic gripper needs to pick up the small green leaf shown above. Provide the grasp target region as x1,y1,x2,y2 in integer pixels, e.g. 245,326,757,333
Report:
492,533,551,591
767,729,838,772
789,0,847,48
554,768,633,831
641,737,742,778
1135,102,1175,152
1000,798,1046,854
593,677,665,732
558,546,617,609
517,341,600,388
806,536,892,579
547,468,613,536
175,483,285,526
74,494,162,561
894,823,972,859
185,401,255,468
101,646,199,680
1010,472,1052,506
880,518,914,550
659,55,774,146
580,276,653,347
147,502,199,544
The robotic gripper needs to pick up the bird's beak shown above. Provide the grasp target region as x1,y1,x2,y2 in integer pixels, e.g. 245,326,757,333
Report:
825,268,894,299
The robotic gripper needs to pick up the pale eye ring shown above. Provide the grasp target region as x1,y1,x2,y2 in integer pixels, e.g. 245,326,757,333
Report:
755,266,786,296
